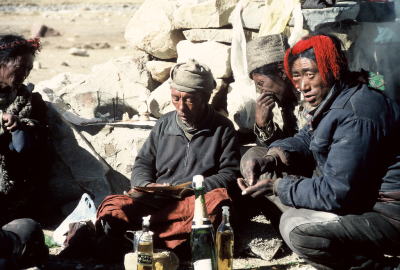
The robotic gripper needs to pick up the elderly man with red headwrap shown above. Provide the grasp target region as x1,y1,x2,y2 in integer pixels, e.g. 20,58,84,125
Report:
238,33,400,269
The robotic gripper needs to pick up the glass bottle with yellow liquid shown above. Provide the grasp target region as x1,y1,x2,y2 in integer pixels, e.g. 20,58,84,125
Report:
137,215,154,270
216,206,234,270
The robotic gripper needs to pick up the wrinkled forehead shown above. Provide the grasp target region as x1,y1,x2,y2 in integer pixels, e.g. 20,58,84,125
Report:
1,53,34,67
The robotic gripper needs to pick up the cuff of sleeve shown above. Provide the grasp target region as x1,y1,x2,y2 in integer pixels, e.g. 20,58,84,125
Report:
274,177,293,206
254,121,275,143
131,180,152,188
273,178,281,196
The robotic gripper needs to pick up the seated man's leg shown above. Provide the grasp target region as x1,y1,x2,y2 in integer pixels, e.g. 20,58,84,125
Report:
280,208,400,270
95,194,160,261
1,218,48,269
95,189,231,262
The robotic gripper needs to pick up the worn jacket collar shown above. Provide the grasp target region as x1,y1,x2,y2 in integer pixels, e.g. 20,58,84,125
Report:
310,81,360,129
165,106,214,137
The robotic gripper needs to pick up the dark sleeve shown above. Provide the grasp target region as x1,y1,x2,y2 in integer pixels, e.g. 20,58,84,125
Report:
203,125,240,192
276,119,382,212
130,122,160,188
270,124,315,176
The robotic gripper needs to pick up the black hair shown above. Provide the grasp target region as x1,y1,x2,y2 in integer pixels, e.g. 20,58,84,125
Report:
288,47,316,72
0,34,37,63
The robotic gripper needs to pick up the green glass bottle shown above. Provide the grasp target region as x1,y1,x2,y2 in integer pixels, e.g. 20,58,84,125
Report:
216,206,234,270
190,175,217,270
137,215,153,270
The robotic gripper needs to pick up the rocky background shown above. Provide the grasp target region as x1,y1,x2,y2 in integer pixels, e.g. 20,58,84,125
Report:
1,0,400,269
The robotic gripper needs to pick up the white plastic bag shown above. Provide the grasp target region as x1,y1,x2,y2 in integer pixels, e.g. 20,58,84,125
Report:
227,0,257,131
53,193,97,246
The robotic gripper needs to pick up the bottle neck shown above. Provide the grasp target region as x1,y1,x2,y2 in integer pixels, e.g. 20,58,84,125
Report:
193,187,209,226
222,213,230,225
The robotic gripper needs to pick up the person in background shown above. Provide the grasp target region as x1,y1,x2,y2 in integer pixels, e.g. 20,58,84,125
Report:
95,59,240,262
246,34,306,147
238,33,400,269
0,34,49,269
0,34,48,223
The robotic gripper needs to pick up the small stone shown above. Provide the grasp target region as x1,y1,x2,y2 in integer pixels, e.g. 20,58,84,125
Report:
61,62,69,67
68,48,89,57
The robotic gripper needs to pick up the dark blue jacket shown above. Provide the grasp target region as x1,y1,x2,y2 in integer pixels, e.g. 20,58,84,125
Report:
272,81,400,214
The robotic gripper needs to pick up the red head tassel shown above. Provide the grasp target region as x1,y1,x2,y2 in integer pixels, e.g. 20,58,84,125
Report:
284,35,345,85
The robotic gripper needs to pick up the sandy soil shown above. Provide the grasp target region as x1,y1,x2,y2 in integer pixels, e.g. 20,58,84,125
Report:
0,2,314,269
0,1,140,84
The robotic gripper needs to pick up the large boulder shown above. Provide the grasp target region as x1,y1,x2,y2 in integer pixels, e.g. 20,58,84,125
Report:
37,56,154,120
300,2,360,31
148,80,175,118
173,0,240,29
125,0,185,59
183,28,257,44
80,123,152,181
146,60,175,83
44,103,113,208
38,88,155,211
177,40,231,79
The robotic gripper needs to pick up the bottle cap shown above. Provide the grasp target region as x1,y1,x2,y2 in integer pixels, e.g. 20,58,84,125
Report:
142,215,151,227
222,206,230,215
192,175,204,189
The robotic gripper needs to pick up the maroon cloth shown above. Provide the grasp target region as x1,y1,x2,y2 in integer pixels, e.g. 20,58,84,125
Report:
96,188,231,249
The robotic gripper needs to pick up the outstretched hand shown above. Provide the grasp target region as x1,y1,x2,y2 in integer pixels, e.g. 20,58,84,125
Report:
241,155,276,186
237,177,276,198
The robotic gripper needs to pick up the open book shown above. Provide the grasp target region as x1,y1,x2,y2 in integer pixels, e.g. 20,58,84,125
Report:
132,181,193,199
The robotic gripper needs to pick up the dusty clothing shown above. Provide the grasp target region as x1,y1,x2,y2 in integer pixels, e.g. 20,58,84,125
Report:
261,81,400,268
131,106,240,192
280,208,400,270
96,107,239,260
96,188,230,249
0,85,48,224
271,82,400,216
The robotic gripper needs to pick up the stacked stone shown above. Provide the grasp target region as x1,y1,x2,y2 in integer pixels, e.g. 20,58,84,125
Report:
35,0,361,212
125,0,360,119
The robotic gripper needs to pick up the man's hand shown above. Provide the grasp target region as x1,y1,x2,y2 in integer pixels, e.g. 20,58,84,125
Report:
255,92,276,128
241,155,277,186
145,183,171,187
237,177,276,198
2,113,19,131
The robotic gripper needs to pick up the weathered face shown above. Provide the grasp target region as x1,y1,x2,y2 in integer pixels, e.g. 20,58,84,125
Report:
0,53,34,89
171,88,207,127
291,57,332,108
252,73,288,103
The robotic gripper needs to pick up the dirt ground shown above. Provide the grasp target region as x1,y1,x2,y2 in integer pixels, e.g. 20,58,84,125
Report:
0,1,314,269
